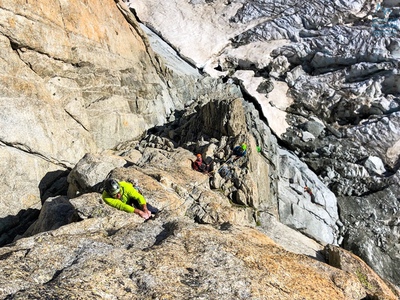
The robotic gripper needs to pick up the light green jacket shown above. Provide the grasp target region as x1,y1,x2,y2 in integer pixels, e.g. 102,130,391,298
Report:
102,181,146,213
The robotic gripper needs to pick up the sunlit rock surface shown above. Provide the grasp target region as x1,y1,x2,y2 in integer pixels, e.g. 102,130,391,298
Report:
0,0,399,296
127,0,400,288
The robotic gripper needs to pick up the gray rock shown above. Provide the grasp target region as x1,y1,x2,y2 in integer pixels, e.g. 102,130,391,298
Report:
301,131,315,142
67,153,128,198
21,196,79,238
364,156,386,175
303,119,326,138
277,149,339,245
338,175,400,287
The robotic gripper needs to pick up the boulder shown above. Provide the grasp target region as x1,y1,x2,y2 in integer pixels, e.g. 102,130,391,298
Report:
67,153,128,198
364,156,386,175
325,244,400,300
21,196,79,238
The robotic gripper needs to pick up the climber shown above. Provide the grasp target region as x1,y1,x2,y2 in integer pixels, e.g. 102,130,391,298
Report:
230,143,247,162
102,178,153,220
304,185,316,204
192,153,213,174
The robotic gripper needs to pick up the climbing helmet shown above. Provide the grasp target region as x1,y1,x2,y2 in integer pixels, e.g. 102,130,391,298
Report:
105,178,120,196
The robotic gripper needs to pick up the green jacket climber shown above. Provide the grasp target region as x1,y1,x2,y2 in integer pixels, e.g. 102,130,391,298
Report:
102,179,151,219
230,143,247,162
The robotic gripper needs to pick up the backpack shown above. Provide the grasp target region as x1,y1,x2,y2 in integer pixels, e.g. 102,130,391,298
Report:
218,165,231,178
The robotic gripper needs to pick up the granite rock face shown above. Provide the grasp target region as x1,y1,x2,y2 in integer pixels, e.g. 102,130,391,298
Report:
337,175,400,289
1,0,400,296
0,0,211,239
1,180,398,299
126,0,400,288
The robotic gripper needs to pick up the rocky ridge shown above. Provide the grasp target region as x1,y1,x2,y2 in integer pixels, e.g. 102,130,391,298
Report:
126,0,400,287
2,93,398,299
0,0,399,298
1,139,398,299
0,207,381,299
